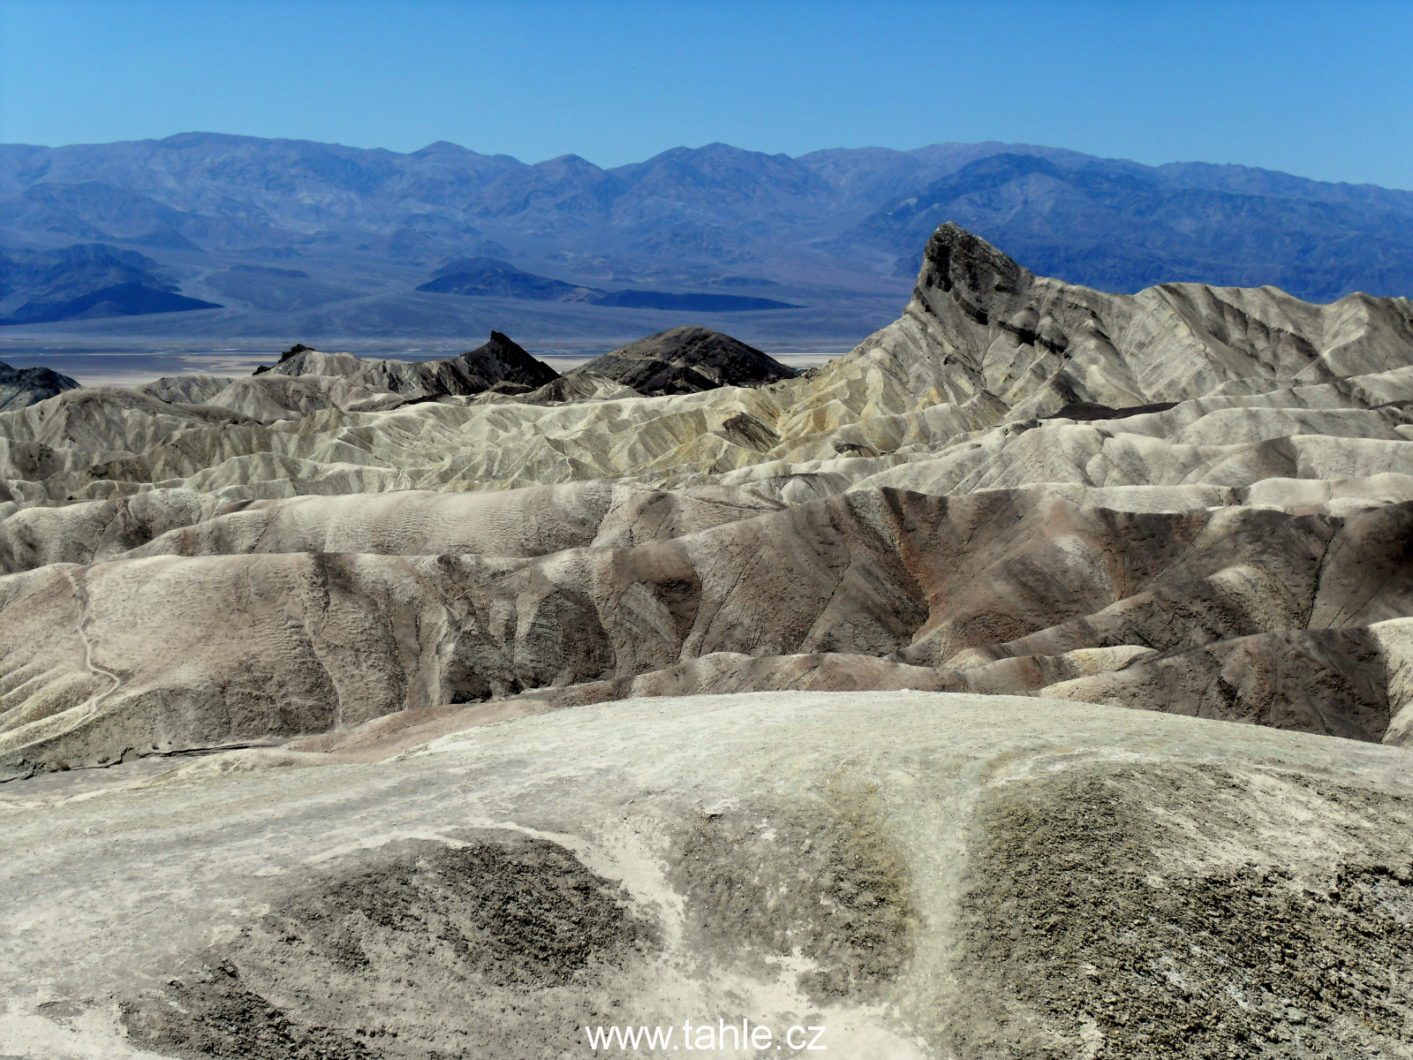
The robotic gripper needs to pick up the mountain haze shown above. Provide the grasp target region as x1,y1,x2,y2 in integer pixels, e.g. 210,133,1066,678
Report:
416,257,797,311
2,135,1410,347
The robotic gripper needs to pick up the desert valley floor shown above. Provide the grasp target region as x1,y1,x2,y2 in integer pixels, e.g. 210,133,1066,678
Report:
1,223,1412,1058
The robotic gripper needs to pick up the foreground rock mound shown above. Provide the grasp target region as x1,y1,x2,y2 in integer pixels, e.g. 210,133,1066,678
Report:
2,693,1412,1058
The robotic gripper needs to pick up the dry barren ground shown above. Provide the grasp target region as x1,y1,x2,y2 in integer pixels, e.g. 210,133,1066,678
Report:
2,692,1412,1059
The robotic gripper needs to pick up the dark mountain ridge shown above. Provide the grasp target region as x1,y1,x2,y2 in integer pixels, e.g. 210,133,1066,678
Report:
0,243,221,326
0,359,80,410
565,325,800,396
254,330,559,400
416,257,798,312
232,323,794,402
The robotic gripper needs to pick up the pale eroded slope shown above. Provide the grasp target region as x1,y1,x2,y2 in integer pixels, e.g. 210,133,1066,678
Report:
0,224,1409,774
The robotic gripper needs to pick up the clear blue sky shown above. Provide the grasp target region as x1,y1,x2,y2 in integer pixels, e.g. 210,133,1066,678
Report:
2,0,1410,188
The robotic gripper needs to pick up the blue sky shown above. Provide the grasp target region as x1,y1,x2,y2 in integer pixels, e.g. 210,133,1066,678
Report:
2,0,1410,188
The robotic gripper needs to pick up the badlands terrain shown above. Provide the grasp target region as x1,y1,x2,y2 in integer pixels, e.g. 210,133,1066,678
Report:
1,223,1412,1057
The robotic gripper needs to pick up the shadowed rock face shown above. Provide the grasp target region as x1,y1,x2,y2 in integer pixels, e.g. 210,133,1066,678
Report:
120,831,657,1059
260,329,559,398
564,325,800,396
1,486,1409,778
0,223,1410,777
950,759,1413,1059
0,361,79,412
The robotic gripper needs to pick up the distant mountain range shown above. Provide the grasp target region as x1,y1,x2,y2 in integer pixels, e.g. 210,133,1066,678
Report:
1,133,1410,344
416,257,797,312
0,243,220,325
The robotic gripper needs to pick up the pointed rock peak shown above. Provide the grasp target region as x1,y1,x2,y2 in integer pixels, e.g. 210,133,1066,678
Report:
537,154,602,173
653,324,714,341
251,343,316,375
920,222,1030,299
462,332,559,388
413,140,468,155
572,326,798,397
0,360,81,411
473,330,529,358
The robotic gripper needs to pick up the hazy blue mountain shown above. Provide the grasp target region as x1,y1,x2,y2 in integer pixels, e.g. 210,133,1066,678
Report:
1,133,1409,339
589,289,796,312
846,153,1413,295
417,257,798,311
2,283,220,326
0,244,221,326
417,257,599,301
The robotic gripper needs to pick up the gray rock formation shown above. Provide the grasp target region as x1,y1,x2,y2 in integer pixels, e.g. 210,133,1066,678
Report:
512,370,639,405
1,220,1412,1058
0,361,79,412
258,330,559,399
3,485,1409,778
563,325,800,396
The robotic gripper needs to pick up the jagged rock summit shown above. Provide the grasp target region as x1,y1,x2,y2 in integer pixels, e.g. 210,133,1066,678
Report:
257,330,559,398
0,360,80,412
887,221,1413,416
564,324,800,396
